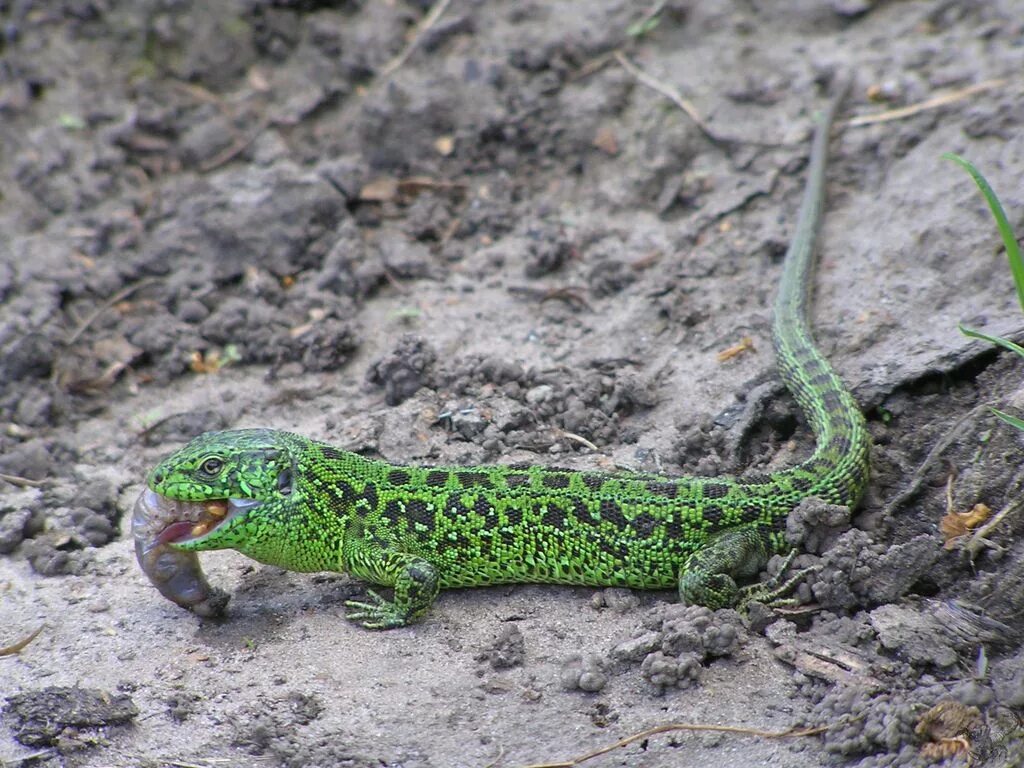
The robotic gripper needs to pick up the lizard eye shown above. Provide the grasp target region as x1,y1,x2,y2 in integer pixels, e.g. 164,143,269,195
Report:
199,457,224,476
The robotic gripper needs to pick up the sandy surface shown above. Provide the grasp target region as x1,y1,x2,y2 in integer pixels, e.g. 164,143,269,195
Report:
3,1,1024,766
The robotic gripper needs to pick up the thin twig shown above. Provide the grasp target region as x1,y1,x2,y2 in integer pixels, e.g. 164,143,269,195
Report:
558,431,599,452
199,117,271,172
380,264,412,295
613,51,707,135
881,401,993,519
119,758,232,768
573,0,666,82
1,748,57,766
0,472,45,488
65,277,161,346
570,51,616,82
632,0,668,33
518,721,829,768
612,52,780,149
966,495,1024,558
481,745,505,768
377,0,454,83
845,78,1008,127
0,625,44,657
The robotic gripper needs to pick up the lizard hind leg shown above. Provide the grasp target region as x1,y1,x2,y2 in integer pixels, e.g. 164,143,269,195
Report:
677,525,773,610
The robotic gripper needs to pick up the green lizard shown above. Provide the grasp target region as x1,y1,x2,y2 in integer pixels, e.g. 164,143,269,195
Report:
133,86,869,628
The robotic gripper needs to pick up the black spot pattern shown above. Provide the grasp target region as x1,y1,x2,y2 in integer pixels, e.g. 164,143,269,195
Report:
325,481,357,513
382,499,403,525
809,372,833,387
633,512,657,537
829,434,850,452
743,503,764,523
320,446,345,460
444,495,472,518
360,483,378,511
791,475,812,492
822,391,845,411
700,505,724,528
473,496,498,525
506,473,530,488
573,502,601,527
803,458,830,474
542,505,564,527
582,475,604,491
599,499,628,529
645,481,677,498
388,470,411,485
426,471,449,487
406,499,435,530
771,511,789,532
570,498,590,523
704,483,728,499
542,474,570,489
457,472,492,488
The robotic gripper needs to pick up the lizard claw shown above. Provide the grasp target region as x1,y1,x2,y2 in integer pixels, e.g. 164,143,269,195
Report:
738,550,820,610
344,589,409,629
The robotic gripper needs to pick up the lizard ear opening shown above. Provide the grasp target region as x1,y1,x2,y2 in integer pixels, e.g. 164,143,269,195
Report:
277,469,293,496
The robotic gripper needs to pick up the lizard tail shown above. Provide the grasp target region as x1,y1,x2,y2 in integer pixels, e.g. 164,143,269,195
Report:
771,79,870,508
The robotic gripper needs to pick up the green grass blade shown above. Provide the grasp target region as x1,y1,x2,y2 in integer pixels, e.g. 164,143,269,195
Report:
991,408,1024,432
943,152,1024,314
959,323,1024,357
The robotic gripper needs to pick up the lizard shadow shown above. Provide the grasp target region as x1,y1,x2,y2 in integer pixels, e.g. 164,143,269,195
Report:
191,566,363,648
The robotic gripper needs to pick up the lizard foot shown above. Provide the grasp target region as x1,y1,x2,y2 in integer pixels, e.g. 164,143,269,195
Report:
344,589,410,629
737,549,820,610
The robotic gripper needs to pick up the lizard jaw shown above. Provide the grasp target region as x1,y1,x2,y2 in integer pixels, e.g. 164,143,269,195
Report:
148,496,260,549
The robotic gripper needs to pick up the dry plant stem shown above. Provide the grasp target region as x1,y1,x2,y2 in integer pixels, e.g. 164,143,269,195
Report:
557,431,600,452
518,722,829,768
123,758,232,768
0,625,44,657
199,116,271,173
64,277,161,346
613,51,707,134
613,52,786,149
966,495,1024,558
3,748,57,764
881,401,994,519
377,0,454,83
0,472,45,488
632,0,668,33
846,78,1007,127
570,51,616,82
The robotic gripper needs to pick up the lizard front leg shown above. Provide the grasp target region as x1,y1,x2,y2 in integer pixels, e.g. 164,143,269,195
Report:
342,538,440,629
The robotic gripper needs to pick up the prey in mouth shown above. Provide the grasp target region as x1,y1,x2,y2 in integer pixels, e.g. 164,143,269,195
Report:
149,497,260,550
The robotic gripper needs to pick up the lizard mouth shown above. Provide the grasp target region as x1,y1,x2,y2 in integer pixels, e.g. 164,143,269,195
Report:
149,496,261,548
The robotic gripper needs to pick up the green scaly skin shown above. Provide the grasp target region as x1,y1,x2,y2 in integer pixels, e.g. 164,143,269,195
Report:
145,89,869,629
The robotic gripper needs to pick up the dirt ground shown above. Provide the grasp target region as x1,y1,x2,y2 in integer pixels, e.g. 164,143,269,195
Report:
3,1,1024,766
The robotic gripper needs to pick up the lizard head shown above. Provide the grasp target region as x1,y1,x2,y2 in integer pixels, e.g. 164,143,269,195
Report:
145,428,302,553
